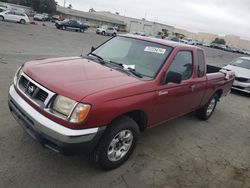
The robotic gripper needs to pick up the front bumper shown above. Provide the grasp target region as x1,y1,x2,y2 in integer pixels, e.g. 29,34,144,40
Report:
232,80,250,94
8,84,105,154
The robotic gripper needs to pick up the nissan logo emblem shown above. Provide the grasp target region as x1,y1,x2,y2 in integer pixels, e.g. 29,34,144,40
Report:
28,85,35,94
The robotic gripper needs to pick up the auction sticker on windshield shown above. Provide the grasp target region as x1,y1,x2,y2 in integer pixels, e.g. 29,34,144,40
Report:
144,46,166,54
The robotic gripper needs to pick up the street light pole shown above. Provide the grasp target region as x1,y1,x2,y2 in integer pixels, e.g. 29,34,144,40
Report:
64,0,66,7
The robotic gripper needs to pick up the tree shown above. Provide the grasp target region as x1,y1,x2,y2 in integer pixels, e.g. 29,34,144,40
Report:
212,38,226,45
89,8,95,12
67,4,72,9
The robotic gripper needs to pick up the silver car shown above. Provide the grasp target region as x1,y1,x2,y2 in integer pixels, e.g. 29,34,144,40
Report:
96,26,117,36
223,57,250,93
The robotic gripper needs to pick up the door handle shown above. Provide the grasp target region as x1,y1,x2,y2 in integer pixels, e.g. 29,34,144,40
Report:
158,90,168,96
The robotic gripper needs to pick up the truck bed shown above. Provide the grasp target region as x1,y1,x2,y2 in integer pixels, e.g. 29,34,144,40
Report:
206,65,222,74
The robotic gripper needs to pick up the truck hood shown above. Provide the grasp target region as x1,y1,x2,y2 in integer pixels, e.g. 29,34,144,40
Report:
23,57,140,101
223,64,250,79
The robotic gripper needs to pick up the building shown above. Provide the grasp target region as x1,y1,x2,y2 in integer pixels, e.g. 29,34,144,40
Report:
57,6,126,30
93,11,174,36
56,6,174,36
196,32,219,43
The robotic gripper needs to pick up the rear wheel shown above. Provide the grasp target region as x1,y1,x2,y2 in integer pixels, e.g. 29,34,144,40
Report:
0,16,4,21
62,25,66,30
197,94,218,120
20,19,26,24
80,28,84,33
112,33,116,37
93,116,139,170
101,31,105,35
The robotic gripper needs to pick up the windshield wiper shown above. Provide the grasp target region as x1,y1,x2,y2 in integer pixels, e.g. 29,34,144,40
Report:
88,53,106,64
126,67,143,78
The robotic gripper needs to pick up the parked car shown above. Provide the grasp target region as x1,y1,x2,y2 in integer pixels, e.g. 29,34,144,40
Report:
133,31,146,36
55,19,88,32
180,39,188,44
0,10,29,24
186,38,197,45
8,35,234,170
96,26,117,36
33,13,46,21
222,57,250,93
0,7,6,12
203,42,211,47
165,35,180,42
51,15,61,22
42,13,50,21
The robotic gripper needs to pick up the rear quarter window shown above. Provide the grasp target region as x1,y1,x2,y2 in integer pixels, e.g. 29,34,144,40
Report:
197,50,205,77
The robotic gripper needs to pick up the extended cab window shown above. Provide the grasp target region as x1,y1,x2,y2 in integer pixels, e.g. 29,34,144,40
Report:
197,50,205,77
167,51,193,80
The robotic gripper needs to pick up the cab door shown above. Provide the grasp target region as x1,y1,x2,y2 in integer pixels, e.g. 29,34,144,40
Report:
152,50,197,125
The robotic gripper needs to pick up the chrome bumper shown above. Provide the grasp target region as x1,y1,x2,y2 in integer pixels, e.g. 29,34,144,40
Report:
8,84,102,144
232,81,250,94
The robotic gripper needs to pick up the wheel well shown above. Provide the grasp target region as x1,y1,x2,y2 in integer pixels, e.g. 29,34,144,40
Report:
215,89,223,99
112,110,148,132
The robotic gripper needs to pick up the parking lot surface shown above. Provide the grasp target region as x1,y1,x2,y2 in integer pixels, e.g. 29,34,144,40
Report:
0,21,250,188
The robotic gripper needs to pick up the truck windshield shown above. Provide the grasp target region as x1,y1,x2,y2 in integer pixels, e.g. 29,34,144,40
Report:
231,58,250,69
91,36,173,78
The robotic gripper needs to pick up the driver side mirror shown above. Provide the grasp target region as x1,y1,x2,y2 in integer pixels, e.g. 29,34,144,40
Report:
91,46,96,52
163,71,182,84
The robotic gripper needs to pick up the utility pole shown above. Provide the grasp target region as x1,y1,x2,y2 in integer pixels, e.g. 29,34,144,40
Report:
64,0,66,7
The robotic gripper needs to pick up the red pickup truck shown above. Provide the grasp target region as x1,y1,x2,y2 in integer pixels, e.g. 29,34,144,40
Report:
8,35,234,170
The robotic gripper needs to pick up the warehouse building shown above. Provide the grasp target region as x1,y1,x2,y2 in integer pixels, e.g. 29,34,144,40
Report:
93,11,174,36
56,6,174,36
56,6,126,30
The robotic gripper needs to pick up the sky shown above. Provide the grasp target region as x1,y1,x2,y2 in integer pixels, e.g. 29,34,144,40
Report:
57,0,250,40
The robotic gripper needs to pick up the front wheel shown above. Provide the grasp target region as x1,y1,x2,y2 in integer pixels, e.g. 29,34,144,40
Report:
20,19,26,24
0,16,4,21
197,94,218,120
93,116,139,170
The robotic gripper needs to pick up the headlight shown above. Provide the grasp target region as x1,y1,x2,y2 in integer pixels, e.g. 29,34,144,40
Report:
52,95,77,117
52,95,91,123
14,66,23,85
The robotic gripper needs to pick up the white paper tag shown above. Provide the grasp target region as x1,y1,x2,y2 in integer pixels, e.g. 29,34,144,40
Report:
123,64,135,70
144,46,166,54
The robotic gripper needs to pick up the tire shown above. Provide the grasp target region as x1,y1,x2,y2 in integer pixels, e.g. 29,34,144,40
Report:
93,116,139,170
80,28,84,33
101,31,105,36
62,25,66,30
0,16,4,21
20,19,26,24
197,94,218,120
112,33,117,37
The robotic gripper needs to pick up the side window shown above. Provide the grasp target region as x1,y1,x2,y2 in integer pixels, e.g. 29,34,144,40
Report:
167,51,193,80
197,50,205,77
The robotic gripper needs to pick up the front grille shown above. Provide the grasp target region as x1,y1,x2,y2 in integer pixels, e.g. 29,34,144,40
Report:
235,77,249,82
18,75,49,106
36,89,48,102
19,76,29,90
